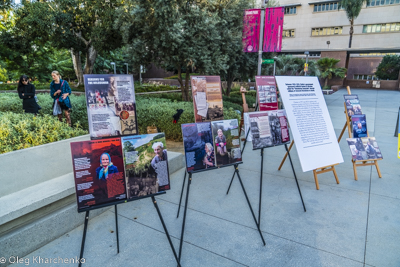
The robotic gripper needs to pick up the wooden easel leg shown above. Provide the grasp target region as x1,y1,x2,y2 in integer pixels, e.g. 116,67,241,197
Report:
375,161,382,178
352,160,358,181
278,140,294,170
337,122,348,143
332,166,340,184
313,170,320,190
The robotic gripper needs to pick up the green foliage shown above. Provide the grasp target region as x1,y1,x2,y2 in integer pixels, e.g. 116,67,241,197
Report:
135,84,179,93
116,0,252,101
262,55,320,77
339,0,368,48
317,58,347,87
0,112,87,154
164,73,199,80
0,93,89,129
375,55,400,80
0,65,6,82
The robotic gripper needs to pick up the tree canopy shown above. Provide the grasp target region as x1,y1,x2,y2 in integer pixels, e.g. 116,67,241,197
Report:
3,0,124,84
375,55,400,80
116,0,253,100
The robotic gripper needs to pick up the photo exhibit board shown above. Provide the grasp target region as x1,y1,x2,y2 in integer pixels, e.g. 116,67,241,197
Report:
347,137,383,161
248,110,290,150
191,76,224,123
352,114,368,138
182,120,243,172
71,133,171,211
343,94,362,117
211,119,242,166
255,76,279,111
275,76,343,172
84,74,138,139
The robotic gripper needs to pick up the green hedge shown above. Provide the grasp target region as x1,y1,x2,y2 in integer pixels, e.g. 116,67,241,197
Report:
135,84,179,93
0,112,87,154
0,93,241,145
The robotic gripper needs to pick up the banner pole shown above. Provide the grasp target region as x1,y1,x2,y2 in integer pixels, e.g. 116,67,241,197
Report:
257,2,266,76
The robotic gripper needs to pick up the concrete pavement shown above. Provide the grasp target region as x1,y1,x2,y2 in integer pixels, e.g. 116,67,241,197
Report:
6,88,400,267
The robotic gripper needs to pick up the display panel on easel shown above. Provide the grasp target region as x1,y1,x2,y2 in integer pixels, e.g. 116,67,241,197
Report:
255,76,279,111
343,94,362,117
211,119,242,166
275,76,344,172
191,76,224,122
84,74,138,139
71,133,171,211
248,110,290,150
352,114,368,138
347,137,383,161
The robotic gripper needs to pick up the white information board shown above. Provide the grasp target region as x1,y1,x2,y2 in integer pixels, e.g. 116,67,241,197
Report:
275,76,343,172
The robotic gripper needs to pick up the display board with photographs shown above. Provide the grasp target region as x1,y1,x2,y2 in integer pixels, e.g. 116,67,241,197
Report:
347,137,383,161
84,74,138,139
70,134,170,211
352,114,368,138
248,110,290,150
344,94,362,117
71,138,127,211
255,76,278,111
122,133,170,199
182,120,242,172
211,119,242,166
191,76,224,122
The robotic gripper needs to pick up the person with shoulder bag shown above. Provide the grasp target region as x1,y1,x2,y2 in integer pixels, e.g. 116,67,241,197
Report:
17,75,39,115
50,70,72,126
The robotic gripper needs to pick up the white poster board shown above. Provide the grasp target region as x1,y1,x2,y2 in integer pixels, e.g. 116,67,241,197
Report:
275,76,343,172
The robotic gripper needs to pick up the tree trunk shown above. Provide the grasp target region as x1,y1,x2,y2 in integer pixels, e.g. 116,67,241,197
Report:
71,48,83,86
183,68,190,101
324,77,328,88
226,71,235,97
176,66,186,101
348,18,354,49
84,44,98,75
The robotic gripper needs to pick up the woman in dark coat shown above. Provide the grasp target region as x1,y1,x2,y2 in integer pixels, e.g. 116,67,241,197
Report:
17,75,39,115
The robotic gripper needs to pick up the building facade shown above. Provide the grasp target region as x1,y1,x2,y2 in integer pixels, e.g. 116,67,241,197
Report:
274,0,400,88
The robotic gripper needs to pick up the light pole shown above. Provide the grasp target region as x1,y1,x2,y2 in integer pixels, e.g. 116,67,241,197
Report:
304,51,309,76
124,63,128,74
110,62,116,74
257,0,267,76
273,56,278,76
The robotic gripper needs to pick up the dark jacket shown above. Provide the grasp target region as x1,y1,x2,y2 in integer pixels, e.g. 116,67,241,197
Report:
18,83,38,114
50,79,72,109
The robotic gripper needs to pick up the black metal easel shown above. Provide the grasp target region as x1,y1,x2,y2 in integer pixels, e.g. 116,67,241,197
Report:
78,195,181,267
226,121,306,230
177,165,266,264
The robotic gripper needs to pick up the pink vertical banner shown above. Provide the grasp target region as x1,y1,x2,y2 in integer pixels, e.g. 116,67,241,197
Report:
242,9,261,53
263,7,284,52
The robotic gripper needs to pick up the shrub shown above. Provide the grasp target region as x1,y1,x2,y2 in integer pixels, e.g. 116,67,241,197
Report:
0,112,87,154
0,93,89,130
136,97,240,141
135,84,179,93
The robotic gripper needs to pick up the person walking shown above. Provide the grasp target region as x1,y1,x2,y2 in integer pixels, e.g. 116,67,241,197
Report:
17,75,39,115
50,71,72,126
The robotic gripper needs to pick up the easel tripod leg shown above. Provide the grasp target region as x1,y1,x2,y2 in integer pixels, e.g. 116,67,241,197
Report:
114,205,120,254
78,211,90,267
278,140,294,170
236,168,266,246
226,165,237,195
337,122,348,143
151,196,181,267
177,171,187,218
178,173,192,263
285,144,306,212
258,149,264,226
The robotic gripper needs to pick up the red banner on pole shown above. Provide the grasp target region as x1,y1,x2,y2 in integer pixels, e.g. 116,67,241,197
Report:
242,9,261,53
263,7,284,52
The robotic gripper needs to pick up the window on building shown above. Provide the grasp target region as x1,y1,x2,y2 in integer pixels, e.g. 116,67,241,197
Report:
367,0,399,6
313,2,341,12
363,23,400,33
284,6,297,14
311,27,343,36
353,74,377,80
283,29,295,37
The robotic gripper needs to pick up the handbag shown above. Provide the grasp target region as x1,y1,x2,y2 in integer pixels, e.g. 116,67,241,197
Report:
53,99,62,115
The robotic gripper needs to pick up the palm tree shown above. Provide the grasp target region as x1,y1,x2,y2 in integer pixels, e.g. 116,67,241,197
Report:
339,0,368,48
317,58,347,88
